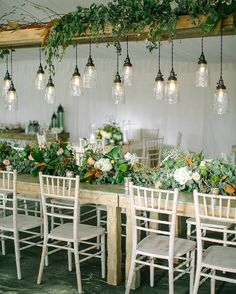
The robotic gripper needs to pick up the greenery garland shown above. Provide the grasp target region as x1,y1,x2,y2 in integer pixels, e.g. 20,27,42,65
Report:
43,0,236,73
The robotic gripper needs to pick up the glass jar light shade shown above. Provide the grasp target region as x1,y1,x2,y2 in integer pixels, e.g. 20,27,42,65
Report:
112,74,125,104
214,79,229,114
5,81,18,111
2,70,11,96
165,71,179,104
154,70,165,100
83,61,97,89
71,66,83,96
196,62,209,87
123,56,133,86
35,64,45,90
45,76,56,104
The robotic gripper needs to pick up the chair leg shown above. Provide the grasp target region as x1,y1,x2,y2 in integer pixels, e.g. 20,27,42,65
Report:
37,238,48,284
74,244,83,294
168,264,174,294
150,258,154,287
125,252,137,294
97,206,101,249
210,270,216,294
189,250,195,294
51,206,55,231
193,262,202,294
101,234,106,279
14,231,22,280
1,231,6,255
68,242,72,271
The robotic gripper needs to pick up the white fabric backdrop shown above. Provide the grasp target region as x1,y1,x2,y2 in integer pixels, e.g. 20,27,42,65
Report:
0,53,235,159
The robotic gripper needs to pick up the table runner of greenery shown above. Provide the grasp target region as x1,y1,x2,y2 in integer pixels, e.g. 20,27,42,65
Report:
0,141,235,196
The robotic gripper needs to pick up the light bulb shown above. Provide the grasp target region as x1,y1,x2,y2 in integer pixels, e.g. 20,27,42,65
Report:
123,56,133,86
35,64,45,90
112,74,125,104
45,76,56,104
83,56,97,89
5,81,18,111
2,70,11,96
71,66,83,96
214,78,229,114
196,63,209,87
165,76,179,105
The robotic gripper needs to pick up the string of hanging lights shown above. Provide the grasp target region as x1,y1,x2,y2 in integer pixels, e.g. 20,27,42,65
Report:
112,49,125,104
35,47,45,90
2,53,11,97
71,43,83,96
45,75,56,104
214,30,229,115
196,36,209,88
6,47,18,111
154,41,165,100
83,40,97,89
165,39,179,104
123,36,133,86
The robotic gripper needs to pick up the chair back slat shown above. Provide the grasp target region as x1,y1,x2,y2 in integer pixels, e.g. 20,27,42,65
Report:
129,183,178,260
194,190,236,249
39,173,80,238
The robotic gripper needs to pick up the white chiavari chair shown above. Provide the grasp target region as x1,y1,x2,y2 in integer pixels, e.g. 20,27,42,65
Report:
193,190,236,294
37,173,105,294
0,170,43,279
140,128,159,141
143,137,164,168
125,184,196,294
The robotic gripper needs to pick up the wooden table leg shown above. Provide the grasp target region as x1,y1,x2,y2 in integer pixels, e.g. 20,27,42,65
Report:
106,206,122,285
125,208,140,290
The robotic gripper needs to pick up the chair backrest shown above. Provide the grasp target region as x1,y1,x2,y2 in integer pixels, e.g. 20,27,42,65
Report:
129,184,178,261
0,170,17,226
37,133,47,147
140,128,159,141
143,137,164,168
39,173,80,239
176,131,182,148
193,190,236,253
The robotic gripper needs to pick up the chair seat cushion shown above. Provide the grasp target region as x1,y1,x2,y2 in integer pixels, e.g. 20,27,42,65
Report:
186,217,232,229
49,223,105,242
137,234,196,258
0,214,42,231
202,245,236,273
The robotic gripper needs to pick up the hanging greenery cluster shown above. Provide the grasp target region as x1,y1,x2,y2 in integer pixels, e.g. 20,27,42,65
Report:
43,0,236,73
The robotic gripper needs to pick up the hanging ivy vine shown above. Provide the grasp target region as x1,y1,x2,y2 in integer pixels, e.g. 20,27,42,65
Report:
1,0,236,72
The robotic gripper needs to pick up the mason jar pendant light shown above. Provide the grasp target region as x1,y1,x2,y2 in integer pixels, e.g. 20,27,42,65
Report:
123,36,133,86
2,52,11,96
83,40,97,88
6,47,18,111
45,75,56,104
165,40,179,104
196,37,209,87
154,41,165,100
35,47,45,90
214,30,229,114
112,49,125,104
71,43,83,96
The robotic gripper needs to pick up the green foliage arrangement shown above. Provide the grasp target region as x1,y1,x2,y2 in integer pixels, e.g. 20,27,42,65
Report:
96,123,123,146
43,0,236,72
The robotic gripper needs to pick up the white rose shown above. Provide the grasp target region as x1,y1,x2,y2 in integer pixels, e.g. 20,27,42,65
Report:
174,167,192,185
124,152,132,161
199,160,206,167
57,148,64,156
192,172,201,181
124,152,138,165
94,158,112,172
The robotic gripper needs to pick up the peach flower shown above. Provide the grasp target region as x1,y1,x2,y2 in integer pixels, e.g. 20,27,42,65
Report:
87,157,95,165
3,159,10,166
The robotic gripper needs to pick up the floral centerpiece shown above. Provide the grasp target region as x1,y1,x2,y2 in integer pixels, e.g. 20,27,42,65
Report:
96,123,123,146
153,149,236,195
29,141,78,176
0,142,15,171
79,146,138,184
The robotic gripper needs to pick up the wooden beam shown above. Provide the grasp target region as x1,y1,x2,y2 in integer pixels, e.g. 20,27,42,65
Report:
0,14,234,48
